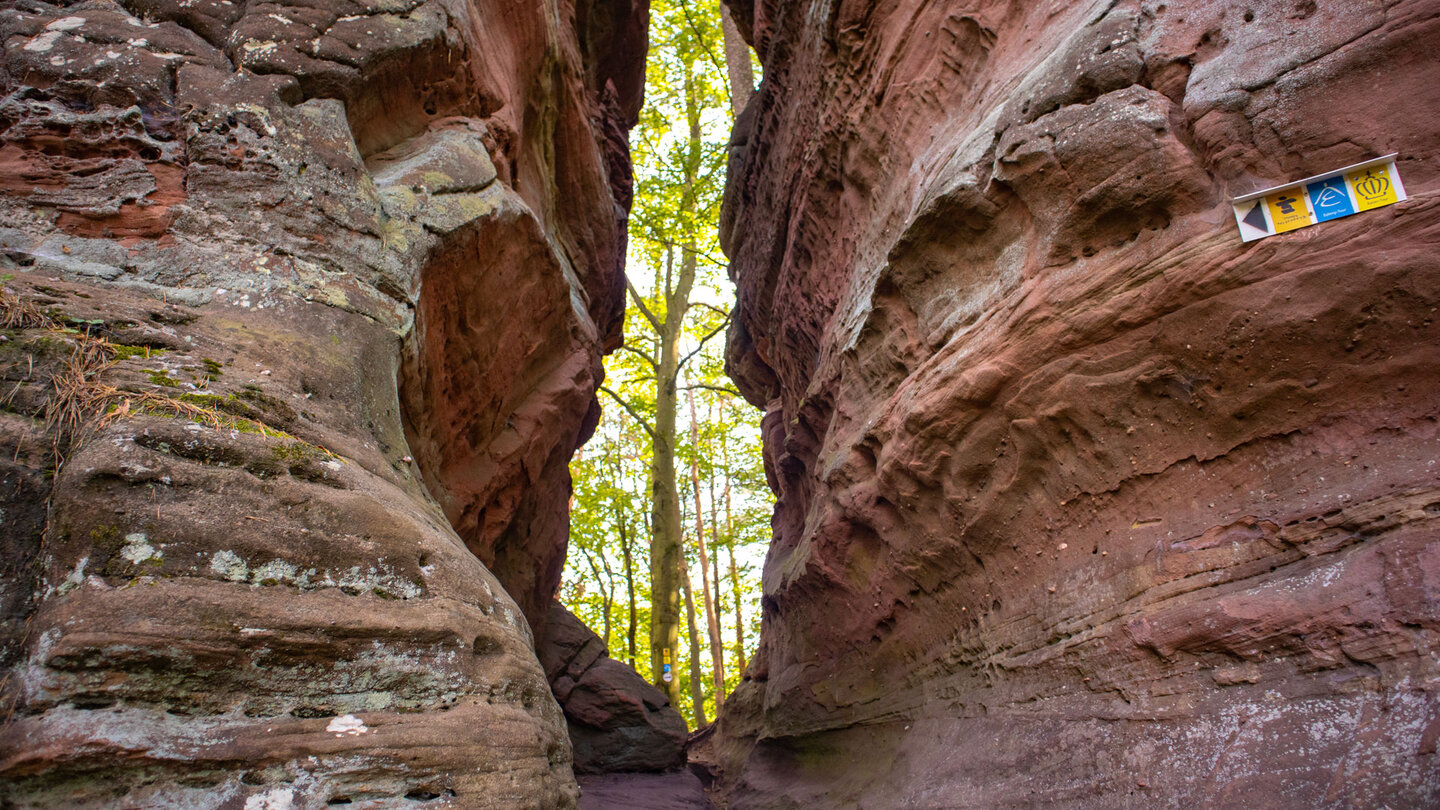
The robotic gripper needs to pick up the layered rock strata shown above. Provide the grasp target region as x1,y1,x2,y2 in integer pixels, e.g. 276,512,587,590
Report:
538,602,688,774
719,0,1440,806
0,0,644,806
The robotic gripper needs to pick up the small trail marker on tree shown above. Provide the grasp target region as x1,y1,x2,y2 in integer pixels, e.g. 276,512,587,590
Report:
1232,154,1407,242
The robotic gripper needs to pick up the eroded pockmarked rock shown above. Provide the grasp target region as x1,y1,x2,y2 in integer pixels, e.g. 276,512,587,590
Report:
0,0,645,805
717,0,1440,806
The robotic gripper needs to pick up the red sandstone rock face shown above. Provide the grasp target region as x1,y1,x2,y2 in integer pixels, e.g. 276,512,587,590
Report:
719,0,1440,806
0,0,644,805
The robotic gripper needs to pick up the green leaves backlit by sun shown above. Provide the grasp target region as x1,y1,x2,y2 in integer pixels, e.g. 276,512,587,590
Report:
562,0,767,729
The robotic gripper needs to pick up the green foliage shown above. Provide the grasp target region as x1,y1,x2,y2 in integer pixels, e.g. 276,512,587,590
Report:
565,384,769,728
562,0,766,730
563,428,656,672
630,0,730,278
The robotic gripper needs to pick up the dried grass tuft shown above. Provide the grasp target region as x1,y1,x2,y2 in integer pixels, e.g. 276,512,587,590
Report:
6,284,324,458
43,337,116,440
0,286,56,330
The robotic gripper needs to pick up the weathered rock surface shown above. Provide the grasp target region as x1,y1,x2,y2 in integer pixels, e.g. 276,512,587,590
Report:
719,0,1440,806
0,0,644,806
539,602,689,774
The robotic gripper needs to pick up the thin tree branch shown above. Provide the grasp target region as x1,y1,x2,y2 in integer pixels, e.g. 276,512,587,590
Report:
693,301,730,318
631,228,677,251
664,244,674,303
618,342,661,371
626,220,730,271
600,385,657,439
677,0,732,112
626,280,663,333
679,311,732,370
680,383,741,397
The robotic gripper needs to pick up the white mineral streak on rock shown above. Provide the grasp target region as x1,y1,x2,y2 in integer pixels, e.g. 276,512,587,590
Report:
24,31,63,52
243,788,295,810
326,714,368,736
45,16,86,32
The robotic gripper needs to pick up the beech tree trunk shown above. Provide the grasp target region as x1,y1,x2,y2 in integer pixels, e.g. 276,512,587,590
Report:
707,437,729,696
616,494,638,669
720,4,754,116
729,543,745,675
649,309,683,705
644,55,708,710
681,556,707,726
688,387,727,706
722,438,746,674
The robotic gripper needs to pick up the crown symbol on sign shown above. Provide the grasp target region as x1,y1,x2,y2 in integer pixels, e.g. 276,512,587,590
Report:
1357,170,1390,198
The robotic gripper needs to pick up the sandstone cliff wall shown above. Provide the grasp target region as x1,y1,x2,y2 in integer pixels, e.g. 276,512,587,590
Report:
719,0,1440,805
0,0,644,806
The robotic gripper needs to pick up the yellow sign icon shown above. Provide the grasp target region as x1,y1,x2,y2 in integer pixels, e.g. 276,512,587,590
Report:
1347,167,1398,211
662,649,671,664
1265,189,1311,234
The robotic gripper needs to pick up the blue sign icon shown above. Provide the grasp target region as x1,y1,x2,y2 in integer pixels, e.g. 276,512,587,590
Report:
1306,175,1354,222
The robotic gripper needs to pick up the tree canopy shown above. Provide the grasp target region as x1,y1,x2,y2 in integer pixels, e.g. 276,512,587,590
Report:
559,0,765,728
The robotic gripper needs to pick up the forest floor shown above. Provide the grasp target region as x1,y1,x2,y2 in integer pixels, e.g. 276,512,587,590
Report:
577,771,715,809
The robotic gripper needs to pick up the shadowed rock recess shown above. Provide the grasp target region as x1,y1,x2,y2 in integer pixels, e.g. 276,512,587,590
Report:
0,0,648,806
716,0,1440,806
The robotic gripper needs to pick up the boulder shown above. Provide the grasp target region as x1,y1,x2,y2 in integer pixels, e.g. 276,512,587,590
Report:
539,602,689,774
